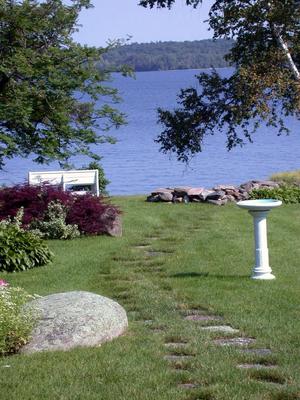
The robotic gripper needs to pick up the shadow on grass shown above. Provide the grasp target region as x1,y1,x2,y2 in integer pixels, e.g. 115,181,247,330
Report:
170,272,209,278
170,272,249,280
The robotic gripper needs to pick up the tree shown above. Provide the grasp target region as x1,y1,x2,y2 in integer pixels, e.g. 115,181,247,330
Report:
0,0,127,168
139,0,300,162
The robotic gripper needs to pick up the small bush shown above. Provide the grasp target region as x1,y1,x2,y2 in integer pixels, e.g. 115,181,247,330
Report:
250,185,300,204
30,201,80,240
66,195,120,235
85,161,110,196
0,212,53,272
0,282,37,355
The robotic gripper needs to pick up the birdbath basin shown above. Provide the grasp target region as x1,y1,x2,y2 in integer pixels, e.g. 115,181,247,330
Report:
236,199,282,280
236,199,282,211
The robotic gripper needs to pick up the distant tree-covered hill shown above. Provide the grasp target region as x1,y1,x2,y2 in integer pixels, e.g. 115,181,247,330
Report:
101,39,234,72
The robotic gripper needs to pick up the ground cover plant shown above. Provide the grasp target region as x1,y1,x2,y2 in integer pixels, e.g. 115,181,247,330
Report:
0,280,36,355
250,185,300,204
0,197,299,400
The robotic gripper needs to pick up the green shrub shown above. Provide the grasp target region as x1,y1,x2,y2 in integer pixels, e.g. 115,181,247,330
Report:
84,161,110,196
270,170,300,186
250,185,300,204
0,211,53,272
0,282,37,355
30,201,80,240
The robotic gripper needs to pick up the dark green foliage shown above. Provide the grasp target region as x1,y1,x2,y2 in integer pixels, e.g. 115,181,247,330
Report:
85,161,110,195
0,0,127,168
250,185,300,204
0,223,53,272
140,0,300,162
139,0,202,8
102,39,233,72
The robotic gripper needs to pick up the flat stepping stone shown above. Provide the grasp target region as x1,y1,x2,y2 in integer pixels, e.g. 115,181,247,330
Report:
150,327,165,333
171,364,191,371
185,314,222,322
143,320,154,325
177,383,199,389
237,364,277,370
146,251,165,257
21,291,128,353
213,337,256,347
164,342,188,349
200,325,239,333
164,354,194,362
182,308,208,315
240,348,272,355
134,245,151,249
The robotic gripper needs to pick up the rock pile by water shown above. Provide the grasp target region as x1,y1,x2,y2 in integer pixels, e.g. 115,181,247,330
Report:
146,180,279,206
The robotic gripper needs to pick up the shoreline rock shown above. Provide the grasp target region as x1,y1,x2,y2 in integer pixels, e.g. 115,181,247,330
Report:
146,180,279,206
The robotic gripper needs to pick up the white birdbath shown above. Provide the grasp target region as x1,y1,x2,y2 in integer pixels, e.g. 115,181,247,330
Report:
236,199,282,280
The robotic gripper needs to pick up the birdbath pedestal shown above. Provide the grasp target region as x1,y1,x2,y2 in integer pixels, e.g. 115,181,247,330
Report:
236,199,282,280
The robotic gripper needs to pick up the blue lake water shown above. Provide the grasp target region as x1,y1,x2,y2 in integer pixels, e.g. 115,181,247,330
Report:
1,68,300,195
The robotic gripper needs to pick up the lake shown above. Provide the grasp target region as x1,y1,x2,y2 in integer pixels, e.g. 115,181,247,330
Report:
1,68,300,195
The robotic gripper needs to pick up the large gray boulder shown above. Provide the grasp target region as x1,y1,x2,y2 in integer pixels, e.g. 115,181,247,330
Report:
106,214,122,237
22,291,128,353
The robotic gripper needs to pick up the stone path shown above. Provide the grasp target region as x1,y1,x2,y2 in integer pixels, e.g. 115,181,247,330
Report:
200,325,239,333
184,314,222,322
129,232,287,397
237,363,277,370
164,306,281,393
213,337,256,347
164,342,188,349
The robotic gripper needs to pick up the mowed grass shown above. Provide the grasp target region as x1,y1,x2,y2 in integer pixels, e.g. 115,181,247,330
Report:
1,197,300,400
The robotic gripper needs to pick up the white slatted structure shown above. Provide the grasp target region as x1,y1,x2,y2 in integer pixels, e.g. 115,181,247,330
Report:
28,170,99,196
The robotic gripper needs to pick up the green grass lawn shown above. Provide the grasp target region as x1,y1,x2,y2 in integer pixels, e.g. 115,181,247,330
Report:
1,197,300,400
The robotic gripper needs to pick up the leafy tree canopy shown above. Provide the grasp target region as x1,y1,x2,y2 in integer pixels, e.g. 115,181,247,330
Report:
139,0,300,162
0,0,128,168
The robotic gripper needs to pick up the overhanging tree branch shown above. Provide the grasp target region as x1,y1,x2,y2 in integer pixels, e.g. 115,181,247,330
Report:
140,0,300,161
0,0,129,168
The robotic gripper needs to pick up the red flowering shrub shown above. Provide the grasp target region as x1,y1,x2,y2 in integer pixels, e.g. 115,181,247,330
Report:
0,184,72,225
66,195,120,235
0,184,120,236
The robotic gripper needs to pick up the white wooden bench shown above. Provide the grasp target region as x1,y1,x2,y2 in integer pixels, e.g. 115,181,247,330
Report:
28,170,99,196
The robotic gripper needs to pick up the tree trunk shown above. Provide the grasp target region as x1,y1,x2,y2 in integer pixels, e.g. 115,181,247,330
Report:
272,26,300,81
266,1,300,80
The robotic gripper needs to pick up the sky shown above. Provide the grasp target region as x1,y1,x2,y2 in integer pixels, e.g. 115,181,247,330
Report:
73,0,214,47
